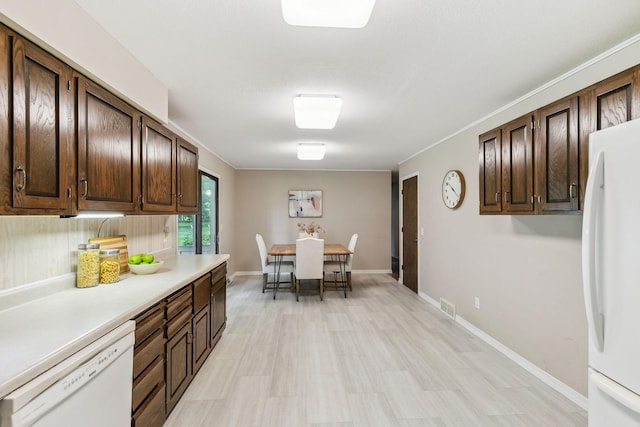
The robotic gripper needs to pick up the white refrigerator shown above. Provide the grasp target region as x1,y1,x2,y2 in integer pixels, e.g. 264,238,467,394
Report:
583,118,640,425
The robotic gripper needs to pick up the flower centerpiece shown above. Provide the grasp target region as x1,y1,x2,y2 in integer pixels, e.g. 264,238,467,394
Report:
297,221,325,238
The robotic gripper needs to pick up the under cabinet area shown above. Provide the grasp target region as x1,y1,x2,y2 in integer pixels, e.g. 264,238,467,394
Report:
130,261,227,426
479,64,640,215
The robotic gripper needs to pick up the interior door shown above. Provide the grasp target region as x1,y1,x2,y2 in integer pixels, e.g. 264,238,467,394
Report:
402,175,418,293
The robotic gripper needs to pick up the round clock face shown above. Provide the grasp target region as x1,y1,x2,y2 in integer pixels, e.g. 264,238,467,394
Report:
442,170,465,209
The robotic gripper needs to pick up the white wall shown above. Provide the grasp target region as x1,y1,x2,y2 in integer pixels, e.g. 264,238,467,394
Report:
233,170,391,273
0,0,168,122
399,34,640,397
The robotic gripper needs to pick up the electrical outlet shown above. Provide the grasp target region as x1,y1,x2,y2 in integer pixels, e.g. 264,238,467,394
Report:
474,297,480,309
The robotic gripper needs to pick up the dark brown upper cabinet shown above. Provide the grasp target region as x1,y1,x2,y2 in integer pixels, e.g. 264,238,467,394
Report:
76,74,141,213
535,96,579,213
4,32,74,214
479,128,503,214
177,138,198,213
141,116,177,212
579,68,640,209
502,115,535,214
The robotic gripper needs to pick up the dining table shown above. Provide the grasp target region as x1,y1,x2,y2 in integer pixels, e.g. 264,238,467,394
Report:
267,243,351,299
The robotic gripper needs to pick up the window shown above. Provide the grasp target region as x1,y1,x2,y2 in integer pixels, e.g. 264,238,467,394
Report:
178,172,219,255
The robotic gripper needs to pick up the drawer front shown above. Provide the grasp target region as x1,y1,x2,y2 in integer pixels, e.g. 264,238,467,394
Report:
132,356,164,412
166,287,192,320
166,304,192,338
132,383,165,427
134,302,165,345
133,329,164,379
211,262,226,285
193,273,211,314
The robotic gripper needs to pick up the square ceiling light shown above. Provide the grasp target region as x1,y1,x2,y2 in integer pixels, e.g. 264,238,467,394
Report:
294,95,343,129
281,0,376,29
297,143,326,160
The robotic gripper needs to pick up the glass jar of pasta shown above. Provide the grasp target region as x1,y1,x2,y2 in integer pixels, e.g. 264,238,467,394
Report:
99,249,120,284
77,243,100,288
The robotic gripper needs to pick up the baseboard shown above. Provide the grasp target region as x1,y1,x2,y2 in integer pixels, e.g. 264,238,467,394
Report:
419,292,588,411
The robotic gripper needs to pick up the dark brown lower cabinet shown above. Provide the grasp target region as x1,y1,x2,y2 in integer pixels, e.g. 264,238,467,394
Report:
193,306,211,375
210,262,227,347
131,262,227,425
165,320,193,414
132,303,166,427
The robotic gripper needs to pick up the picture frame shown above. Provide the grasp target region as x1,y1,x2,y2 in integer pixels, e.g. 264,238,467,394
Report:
288,190,322,217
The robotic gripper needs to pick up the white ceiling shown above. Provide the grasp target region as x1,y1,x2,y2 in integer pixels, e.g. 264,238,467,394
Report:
74,0,640,171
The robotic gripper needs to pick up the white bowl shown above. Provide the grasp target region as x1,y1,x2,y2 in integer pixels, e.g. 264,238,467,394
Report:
128,260,164,275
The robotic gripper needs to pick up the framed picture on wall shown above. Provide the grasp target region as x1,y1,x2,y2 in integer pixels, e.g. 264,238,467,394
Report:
288,190,322,217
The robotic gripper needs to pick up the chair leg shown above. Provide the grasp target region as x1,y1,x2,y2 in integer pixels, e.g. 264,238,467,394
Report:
262,273,267,293
290,272,294,292
295,279,300,302
347,272,352,291
320,278,324,301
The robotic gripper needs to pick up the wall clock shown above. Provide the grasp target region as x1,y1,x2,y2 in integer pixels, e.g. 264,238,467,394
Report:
442,169,465,209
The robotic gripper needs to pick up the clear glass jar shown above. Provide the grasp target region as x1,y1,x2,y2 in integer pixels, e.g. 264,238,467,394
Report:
77,243,100,288
99,249,120,284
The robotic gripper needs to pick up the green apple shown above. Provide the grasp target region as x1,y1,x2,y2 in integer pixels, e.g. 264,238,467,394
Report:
142,254,154,263
128,254,142,265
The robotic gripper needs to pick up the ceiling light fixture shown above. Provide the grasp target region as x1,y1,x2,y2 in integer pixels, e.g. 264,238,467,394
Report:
297,143,326,160
281,0,376,29
293,95,342,129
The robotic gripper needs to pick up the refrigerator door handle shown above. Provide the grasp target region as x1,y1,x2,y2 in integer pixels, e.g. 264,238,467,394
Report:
582,150,605,352
591,369,640,415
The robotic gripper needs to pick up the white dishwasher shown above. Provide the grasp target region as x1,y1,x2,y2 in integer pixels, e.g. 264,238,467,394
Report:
0,321,135,427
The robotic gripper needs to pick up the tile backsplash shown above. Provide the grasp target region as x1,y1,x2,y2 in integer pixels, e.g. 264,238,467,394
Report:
0,215,176,291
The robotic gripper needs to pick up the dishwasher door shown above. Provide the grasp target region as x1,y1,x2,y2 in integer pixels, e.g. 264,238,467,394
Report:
0,321,135,427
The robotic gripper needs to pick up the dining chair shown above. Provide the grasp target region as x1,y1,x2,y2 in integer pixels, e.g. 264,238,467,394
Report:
255,233,293,294
294,237,325,301
323,233,358,295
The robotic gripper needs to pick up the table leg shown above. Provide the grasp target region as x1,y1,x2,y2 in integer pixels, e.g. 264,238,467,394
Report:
339,254,347,298
273,255,282,300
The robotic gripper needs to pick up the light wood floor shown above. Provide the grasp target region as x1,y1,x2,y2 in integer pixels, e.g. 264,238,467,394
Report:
165,273,587,426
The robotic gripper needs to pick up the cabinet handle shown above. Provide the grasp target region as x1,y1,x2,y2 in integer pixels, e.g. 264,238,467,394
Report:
495,192,500,203
15,166,26,192
531,195,535,204
504,191,510,203
80,178,88,198
569,183,577,199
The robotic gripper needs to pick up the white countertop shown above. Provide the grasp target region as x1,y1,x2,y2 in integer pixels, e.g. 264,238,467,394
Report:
0,254,229,399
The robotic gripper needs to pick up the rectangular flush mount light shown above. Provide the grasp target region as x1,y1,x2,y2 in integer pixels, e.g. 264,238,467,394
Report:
297,143,326,160
281,0,376,29
294,95,342,129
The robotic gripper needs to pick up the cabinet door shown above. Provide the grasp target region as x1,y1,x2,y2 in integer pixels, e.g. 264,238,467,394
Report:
141,116,176,212
11,36,73,212
211,278,226,345
192,306,210,375
76,75,140,212
502,115,535,213
478,128,502,214
165,320,192,414
579,68,640,209
177,138,198,213
536,97,579,213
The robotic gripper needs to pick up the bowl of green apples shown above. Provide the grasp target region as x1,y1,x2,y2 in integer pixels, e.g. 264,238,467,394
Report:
128,253,163,275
